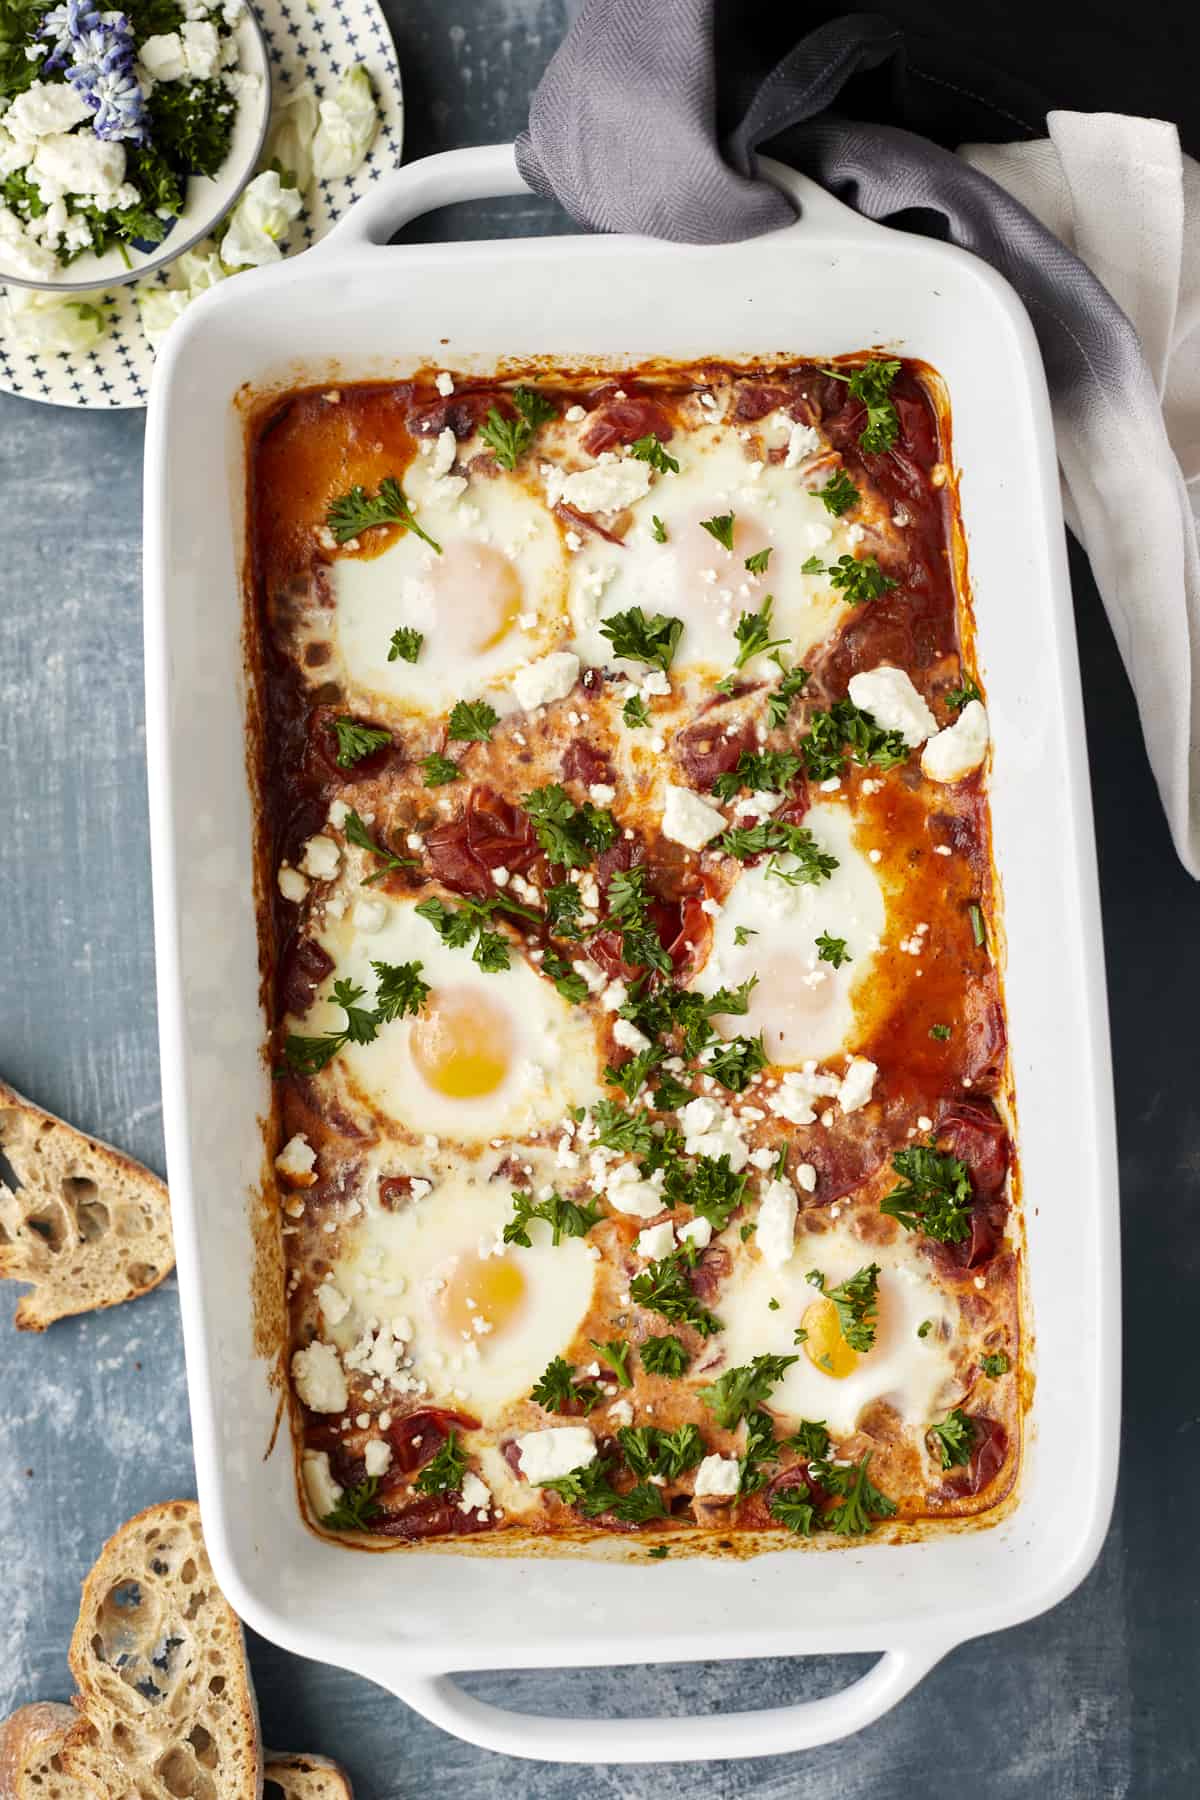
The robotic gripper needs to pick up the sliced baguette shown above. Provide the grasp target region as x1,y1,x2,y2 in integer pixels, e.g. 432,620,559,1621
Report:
0,1703,100,1800
264,1755,354,1800
61,1501,261,1800
0,1078,173,1330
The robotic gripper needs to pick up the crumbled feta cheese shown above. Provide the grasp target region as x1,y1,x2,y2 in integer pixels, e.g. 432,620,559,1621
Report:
573,959,608,996
607,1398,634,1428
302,1449,343,1517
180,18,220,77
512,650,580,711
680,1096,749,1170
613,1017,652,1053
277,864,308,903
694,1454,740,1498
641,671,672,699
921,700,989,783
756,1179,798,1269
838,1056,878,1114
767,1068,840,1126
589,783,616,806
430,426,457,479
847,666,936,747
275,1134,316,1184
795,1162,817,1193
459,1471,491,1513
351,896,388,934
662,783,726,852
604,1163,667,1219
546,456,652,515
363,1439,393,1479
516,1426,597,1484
300,834,340,879
292,1341,348,1413
636,1220,677,1260
678,1216,713,1250
31,130,125,200
316,1281,350,1326
784,422,822,468
435,370,455,396
7,80,92,139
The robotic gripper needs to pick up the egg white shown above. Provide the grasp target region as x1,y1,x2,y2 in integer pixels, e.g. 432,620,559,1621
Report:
301,895,606,1142
331,1168,599,1420
712,1221,960,1438
566,430,857,679
333,461,570,719
692,801,885,1066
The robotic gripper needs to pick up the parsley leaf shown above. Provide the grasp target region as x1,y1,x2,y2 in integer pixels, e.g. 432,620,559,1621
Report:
589,1099,661,1159
733,925,758,947
701,1033,768,1094
623,692,652,728
388,626,423,663
700,511,735,552
736,1408,781,1494
370,959,429,1021
619,1422,706,1480
531,1356,602,1413
523,783,617,868
640,1334,691,1378
412,1431,468,1495
819,1452,897,1534
628,434,679,475
327,476,441,553
733,594,788,669
600,606,684,674
785,1419,832,1462
605,1043,663,1101
766,660,810,730
664,1153,746,1232
283,976,379,1074
823,359,902,455
946,677,981,709
422,751,461,786
700,1353,799,1428
812,553,898,605
342,809,416,883
881,1141,974,1244
651,515,668,544
818,1263,881,1352
769,1487,816,1535
744,548,772,575
815,931,851,968
591,1338,633,1387
321,1475,382,1532
503,1188,601,1248
929,1023,952,1041
630,1249,721,1337
711,749,803,802
330,717,391,769
928,1407,976,1469
447,698,499,742
718,819,838,884
542,950,588,1004
981,1350,1010,1378
798,698,909,780
536,1459,621,1514
605,865,673,975
415,893,525,973
817,469,860,516
480,386,558,469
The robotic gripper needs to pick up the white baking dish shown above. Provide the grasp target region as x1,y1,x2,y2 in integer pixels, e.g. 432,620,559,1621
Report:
143,143,1120,1763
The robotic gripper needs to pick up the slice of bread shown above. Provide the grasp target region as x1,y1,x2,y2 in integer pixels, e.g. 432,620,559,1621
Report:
264,1755,354,1800
61,1501,261,1800
0,1079,173,1330
0,1703,98,1800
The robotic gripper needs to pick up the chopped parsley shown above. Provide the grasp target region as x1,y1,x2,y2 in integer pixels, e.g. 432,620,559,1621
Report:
744,547,772,575
718,818,838,884
769,1488,816,1535
947,677,982,709
816,469,860,516
599,606,683,674
605,1042,663,1101
447,698,499,742
929,1023,952,1041
699,511,736,552
623,692,652,728
537,1458,667,1523
479,385,558,470
387,626,423,663
542,950,588,1004
701,1032,767,1094
371,959,430,1021
619,1423,705,1480
732,594,788,669
809,553,898,605
629,1249,721,1336
326,476,441,553
711,748,802,802
815,931,850,967
818,1453,897,1534
798,698,909,780
822,358,902,455
591,1338,633,1387
969,902,987,948
785,1419,832,1461
811,1263,881,1352
928,1407,976,1469
651,515,668,544
522,783,617,868
544,881,584,938
664,1152,747,1232
421,751,462,786
321,1475,382,1532
640,1334,691,1378
765,660,810,729
531,1356,603,1413
330,717,391,769
917,1319,933,1339
282,973,395,1075
414,892,535,974
881,1141,974,1244
980,1350,1011,1378
738,1407,781,1494
628,434,679,474
733,925,758,947
341,809,416,884
701,1354,798,1429
589,1099,661,1159
503,1188,602,1248
605,864,672,975
412,1431,468,1496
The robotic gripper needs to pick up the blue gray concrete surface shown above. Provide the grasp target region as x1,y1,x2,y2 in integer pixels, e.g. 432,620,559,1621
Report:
1,3,1198,1793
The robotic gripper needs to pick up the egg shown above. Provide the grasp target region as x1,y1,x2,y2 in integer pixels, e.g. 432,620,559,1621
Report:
301,895,606,1141
712,1221,960,1437
566,430,858,679
691,802,885,1065
332,455,570,719
331,1168,598,1420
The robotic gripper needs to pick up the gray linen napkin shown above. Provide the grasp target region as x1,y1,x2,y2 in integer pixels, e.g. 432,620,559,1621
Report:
516,1,1200,876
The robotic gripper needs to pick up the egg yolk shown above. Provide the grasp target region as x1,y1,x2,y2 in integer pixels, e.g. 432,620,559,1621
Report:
675,506,772,609
410,987,513,1098
431,541,522,652
439,1253,527,1337
801,1295,860,1379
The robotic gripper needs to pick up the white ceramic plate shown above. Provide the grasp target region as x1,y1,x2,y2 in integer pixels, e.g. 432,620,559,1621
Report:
0,0,402,409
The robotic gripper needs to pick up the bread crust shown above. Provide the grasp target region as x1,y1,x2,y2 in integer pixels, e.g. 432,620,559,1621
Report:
263,1754,354,1800
0,1078,174,1330
0,1702,97,1800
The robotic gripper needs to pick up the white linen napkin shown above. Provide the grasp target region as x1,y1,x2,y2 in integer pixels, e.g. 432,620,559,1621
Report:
963,115,1200,875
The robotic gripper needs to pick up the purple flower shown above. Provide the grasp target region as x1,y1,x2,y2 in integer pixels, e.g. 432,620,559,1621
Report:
87,62,146,142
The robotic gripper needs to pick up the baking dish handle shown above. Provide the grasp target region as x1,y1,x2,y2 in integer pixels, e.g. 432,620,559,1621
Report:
385,1641,949,1763
311,145,883,254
